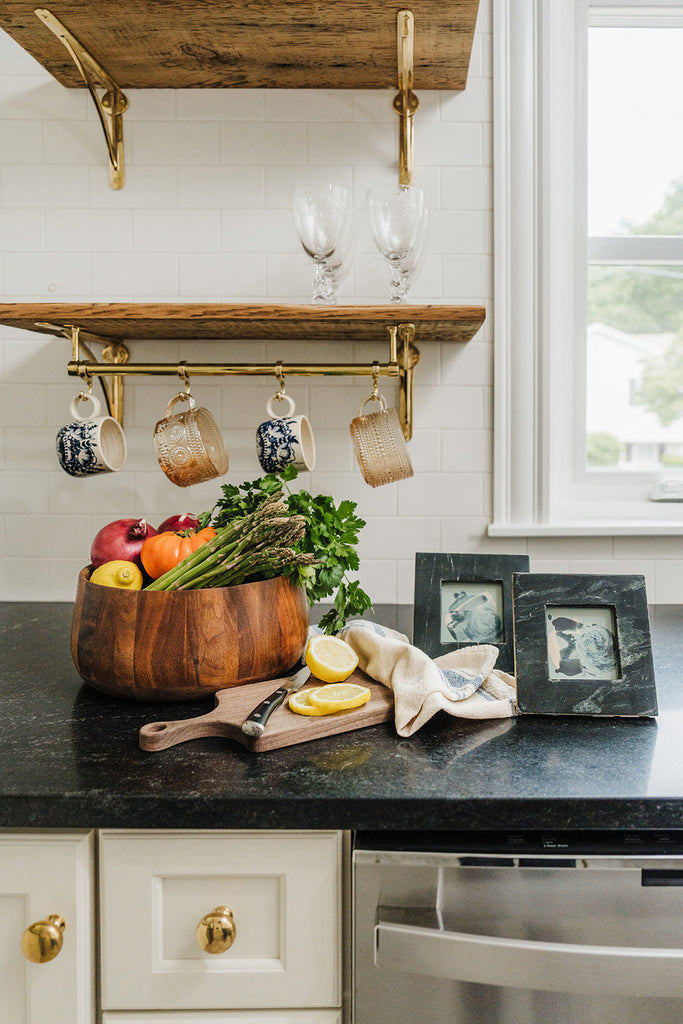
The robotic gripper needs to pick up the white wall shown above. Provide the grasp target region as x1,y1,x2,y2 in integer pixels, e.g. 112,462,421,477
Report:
1,1,681,605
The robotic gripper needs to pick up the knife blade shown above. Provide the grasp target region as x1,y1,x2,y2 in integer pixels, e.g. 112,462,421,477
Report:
240,664,311,737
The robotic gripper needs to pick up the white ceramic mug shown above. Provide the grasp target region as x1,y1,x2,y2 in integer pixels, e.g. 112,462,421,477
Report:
255,394,316,473
56,394,127,477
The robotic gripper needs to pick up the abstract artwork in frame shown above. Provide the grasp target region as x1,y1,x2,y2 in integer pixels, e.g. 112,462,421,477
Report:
413,553,530,672
512,572,657,717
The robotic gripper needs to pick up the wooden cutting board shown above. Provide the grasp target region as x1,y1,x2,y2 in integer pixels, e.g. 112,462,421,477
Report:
138,669,394,753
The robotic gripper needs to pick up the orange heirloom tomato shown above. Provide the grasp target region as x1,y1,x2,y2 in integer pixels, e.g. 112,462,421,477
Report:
140,526,216,580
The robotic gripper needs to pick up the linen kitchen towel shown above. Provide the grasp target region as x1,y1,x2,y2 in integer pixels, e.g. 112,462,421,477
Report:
336,620,516,736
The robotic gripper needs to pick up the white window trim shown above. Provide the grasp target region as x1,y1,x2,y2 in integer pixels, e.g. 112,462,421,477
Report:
490,0,683,536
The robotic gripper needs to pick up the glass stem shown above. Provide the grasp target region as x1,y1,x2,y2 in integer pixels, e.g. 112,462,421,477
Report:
312,260,334,304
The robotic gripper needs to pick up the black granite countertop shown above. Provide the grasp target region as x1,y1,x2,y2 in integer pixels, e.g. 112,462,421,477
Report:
1,602,682,836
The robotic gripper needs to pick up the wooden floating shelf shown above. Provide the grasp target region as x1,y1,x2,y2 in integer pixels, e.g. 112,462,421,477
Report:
0,302,486,439
0,302,486,344
0,1,480,91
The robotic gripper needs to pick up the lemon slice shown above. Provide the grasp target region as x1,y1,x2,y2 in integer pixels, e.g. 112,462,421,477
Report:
288,688,329,716
308,682,371,713
305,635,359,683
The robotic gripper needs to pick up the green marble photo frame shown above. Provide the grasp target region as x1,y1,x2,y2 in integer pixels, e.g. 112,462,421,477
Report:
413,552,530,672
513,572,658,717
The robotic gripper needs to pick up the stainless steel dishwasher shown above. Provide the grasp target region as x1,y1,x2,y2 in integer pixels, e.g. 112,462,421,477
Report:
353,830,683,1023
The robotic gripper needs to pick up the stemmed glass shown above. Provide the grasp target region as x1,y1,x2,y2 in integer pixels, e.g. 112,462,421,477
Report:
367,184,425,303
291,183,351,304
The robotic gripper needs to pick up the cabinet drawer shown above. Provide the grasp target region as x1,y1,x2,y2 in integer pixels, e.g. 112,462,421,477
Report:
100,830,342,1011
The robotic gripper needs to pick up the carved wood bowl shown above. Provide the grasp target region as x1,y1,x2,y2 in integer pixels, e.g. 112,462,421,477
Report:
71,566,309,702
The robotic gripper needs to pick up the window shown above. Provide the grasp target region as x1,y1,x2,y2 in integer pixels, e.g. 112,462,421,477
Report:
491,0,683,535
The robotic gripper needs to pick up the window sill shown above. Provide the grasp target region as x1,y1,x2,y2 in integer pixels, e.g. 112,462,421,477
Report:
488,519,683,537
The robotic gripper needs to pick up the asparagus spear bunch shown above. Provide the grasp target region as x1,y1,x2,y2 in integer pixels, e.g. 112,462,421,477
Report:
144,494,317,592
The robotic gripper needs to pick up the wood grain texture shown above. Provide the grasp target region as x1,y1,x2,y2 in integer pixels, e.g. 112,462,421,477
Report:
138,669,394,752
0,302,486,343
0,1,480,90
71,566,310,701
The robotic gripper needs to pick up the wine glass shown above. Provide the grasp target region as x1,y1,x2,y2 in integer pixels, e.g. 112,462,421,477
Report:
367,184,425,303
291,183,351,304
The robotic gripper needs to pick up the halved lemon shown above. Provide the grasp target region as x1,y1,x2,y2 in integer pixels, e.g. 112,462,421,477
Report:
305,635,359,683
288,688,329,716
308,682,371,713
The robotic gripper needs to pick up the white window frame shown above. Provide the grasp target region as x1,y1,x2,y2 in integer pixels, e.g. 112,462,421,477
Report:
490,0,683,536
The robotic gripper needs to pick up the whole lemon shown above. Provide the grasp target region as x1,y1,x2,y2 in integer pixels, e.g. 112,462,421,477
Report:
90,560,143,590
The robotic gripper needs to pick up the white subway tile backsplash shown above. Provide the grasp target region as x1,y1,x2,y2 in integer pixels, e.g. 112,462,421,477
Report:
265,90,352,122
178,252,265,297
177,90,264,122
3,252,91,297
1,163,91,208
398,473,485,517
0,119,42,162
0,208,43,250
179,165,265,208
89,165,178,208
307,123,395,166
46,208,132,252
134,208,220,253
220,122,307,165
92,253,178,296
220,208,296,252
132,121,220,165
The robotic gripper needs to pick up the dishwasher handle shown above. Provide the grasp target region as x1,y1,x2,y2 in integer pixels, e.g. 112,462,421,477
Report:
375,910,683,998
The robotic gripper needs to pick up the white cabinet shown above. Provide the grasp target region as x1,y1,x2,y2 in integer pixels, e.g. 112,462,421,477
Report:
0,831,95,1024
0,829,343,1023
99,830,343,1013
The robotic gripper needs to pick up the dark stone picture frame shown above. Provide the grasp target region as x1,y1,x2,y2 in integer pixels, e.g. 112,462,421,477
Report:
513,572,658,717
413,552,530,672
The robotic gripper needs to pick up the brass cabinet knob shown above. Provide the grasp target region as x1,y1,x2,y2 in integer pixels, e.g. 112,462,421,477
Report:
196,905,236,954
21,915,66,963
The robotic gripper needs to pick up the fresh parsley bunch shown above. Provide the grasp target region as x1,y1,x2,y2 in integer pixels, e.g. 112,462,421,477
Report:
199,465,372,634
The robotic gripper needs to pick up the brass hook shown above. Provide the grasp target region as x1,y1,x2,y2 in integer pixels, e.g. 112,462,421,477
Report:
274,361,286,401
371,360,380,399
177,361,191,393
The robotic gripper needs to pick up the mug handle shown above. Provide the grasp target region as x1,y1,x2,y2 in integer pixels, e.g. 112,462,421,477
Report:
164,391,197,418
266,393,296,419
70,393,101,420
358,392,387,417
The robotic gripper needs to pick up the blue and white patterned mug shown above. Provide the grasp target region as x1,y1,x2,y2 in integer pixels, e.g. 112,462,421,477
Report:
56,393,127,477
255,394,316,474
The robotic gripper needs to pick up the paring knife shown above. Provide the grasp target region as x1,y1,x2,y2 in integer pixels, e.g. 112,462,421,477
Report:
241,664,311,737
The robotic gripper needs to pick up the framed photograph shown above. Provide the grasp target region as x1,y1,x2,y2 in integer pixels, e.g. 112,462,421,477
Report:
413,553,530,671
513,573,658,716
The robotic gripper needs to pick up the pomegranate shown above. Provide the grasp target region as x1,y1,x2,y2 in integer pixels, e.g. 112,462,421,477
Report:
157,513,200,534
90,518,158,569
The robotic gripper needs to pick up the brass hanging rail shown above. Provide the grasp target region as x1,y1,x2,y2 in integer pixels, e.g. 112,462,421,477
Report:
39,321,419,440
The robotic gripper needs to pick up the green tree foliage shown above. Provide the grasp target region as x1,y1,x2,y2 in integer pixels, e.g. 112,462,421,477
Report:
586,431,621,466
588,177,683,334
588,176,683,427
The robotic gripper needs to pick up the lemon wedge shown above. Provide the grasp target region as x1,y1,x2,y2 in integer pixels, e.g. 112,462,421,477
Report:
288,688,329,716
305,634,359,683
308,682,371,713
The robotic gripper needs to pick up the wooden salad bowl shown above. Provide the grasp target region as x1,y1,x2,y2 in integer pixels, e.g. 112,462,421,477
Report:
71,566,309,702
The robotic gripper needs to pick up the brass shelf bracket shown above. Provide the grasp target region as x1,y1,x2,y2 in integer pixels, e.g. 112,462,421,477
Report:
394,10,419,186
43,322,419,438
36,321,129,423
35,9,128,189
397,323,420,441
